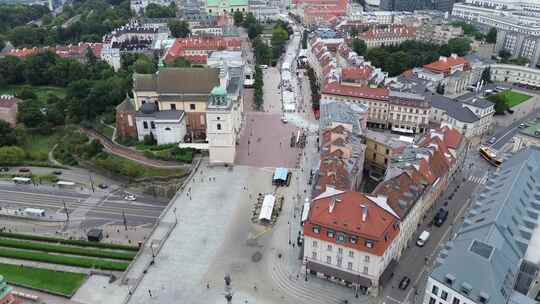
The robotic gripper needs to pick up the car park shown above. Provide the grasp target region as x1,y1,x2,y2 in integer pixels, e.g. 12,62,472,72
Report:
399,276,411,290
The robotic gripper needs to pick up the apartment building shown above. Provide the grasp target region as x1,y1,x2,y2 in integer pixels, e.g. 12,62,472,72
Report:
303,189,401,295
490,63,540,89
416,23,463,45
357,26,417,49
163,36,242,64
379,0,454,12
424,146,540,304
363,130,409,180
374,127,465,257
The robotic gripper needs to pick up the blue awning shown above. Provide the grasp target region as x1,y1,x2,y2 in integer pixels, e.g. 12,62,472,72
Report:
273,167,288,181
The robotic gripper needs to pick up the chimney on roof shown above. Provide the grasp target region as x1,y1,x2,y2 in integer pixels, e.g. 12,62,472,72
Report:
360,204,368,222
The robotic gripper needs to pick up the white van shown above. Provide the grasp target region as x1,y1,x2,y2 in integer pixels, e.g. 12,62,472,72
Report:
416,231,430,247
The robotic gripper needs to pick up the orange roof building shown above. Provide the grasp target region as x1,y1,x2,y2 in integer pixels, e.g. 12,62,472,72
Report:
164,37,242,64
423,54,470,76
303,189,401,291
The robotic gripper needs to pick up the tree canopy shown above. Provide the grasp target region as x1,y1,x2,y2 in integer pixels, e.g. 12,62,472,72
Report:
352,38,367,56
0,121,17,147
233,11,244,26
144,3,176,18
168,20,190,38
486,27,497,44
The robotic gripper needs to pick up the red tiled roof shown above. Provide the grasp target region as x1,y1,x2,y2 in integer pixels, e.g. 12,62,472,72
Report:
372,170,426,219
322,83,389,101
342,67,373,82
0,96,20,108
423,55,469,74
164,37,241,62
304,191,400,256
3,47,43,58
55,43,103,59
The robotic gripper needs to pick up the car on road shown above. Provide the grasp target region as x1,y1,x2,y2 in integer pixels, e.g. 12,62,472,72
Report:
519,123,528,129
434,208,449,227
18,168,30,173
488,137,497,144
399,276,411,290
0,167,9,172
52,170,62,175
124,194,136,201
98,183,108,189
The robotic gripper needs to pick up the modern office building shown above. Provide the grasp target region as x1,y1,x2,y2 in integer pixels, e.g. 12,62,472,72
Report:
379,0,453,12
423,146,540,304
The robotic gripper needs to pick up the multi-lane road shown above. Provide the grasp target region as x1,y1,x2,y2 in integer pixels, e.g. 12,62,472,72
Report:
0,183,169,227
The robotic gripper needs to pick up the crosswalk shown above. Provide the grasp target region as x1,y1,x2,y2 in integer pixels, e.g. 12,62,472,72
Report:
468,174,488,185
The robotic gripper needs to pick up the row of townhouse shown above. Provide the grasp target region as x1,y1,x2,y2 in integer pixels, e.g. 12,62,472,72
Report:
304,126,466,296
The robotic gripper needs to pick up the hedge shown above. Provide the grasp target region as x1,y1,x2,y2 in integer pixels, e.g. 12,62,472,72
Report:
0,232,139,251
0,238,136,261
0,247,129,271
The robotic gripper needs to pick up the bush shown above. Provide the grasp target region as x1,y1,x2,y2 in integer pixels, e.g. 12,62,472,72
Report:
0,238,135,261
0,247,129,271
143,133,156,146
0,232,139,251
0,146,26,165
117,136,138,146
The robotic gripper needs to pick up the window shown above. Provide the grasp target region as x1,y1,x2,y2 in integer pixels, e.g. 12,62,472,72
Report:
143,121,148,129
441,291,448,300
165,127,171,131
142,100,146,104
150,122,155,129
327,230,335,238
452,298,460,304
337,233,345,243
313,226,320,234
347,262,353,270
327,245,332,251
365,240,373,248
350,236,357,244
429,298,436,304
217,123,221,130
312,251,317,259
190,104,196,110
363,266,368,274
432,285,439,296
337,257,342,267
217,116,220,120
326,256,331,264
384,158,388,165
338,248,343,255
364,256,370,263
312,241,318,248
385,149,390,155
348,251,354,258
170,104,176,110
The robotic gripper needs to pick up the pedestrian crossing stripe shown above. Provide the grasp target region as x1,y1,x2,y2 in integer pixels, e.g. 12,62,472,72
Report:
468,175,487,185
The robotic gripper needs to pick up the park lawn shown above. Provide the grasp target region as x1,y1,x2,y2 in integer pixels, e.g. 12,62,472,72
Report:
94,153,186,178
22,131,64,162
0,262,87,296
0,85,67,100
500,90,531,107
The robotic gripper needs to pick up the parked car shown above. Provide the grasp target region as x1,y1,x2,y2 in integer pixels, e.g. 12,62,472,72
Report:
18,168,30,173
98,183,108,189
399,276,411,290
488,137,497,144
434,208,449,227
52,170,62,175
417,230,430,247
0,167,9,172
519,123,528,129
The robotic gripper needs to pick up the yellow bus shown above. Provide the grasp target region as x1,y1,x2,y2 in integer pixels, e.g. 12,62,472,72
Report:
479,146,503,167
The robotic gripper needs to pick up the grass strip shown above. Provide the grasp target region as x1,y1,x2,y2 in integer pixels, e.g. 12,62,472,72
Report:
0,262,87,297
0,247,129,271
0,238,136,261
0,232,139,251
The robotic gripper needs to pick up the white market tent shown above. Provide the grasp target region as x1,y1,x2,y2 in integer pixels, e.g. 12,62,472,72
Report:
258,194,276,221
301,202,310,223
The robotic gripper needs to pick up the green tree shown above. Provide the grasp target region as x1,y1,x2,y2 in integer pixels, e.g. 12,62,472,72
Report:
168,20,191,38
486,27,497,44
242,12,257,28
248,24,262,40
17,100,46,128
253,37,271,65
233,11,244,26
169,57,192,67
490,94,508,114
8,25,49,47
271,25,289,59
0,146,26,164
509,57,529,66
133,58,157,74
499,49,512,61
15,86,37,100
0,56,24,85
145,3,176,18
352,38,367,56
446,38,472,56
0,121,17,147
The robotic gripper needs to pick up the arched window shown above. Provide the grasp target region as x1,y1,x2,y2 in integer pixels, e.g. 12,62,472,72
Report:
217,123,222,130
165,127,171,131
217,117,220,120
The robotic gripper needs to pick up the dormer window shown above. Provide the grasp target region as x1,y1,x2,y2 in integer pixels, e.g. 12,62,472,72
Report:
327,229,335,238
336,233,345,243
350,236,357,244
365,240,374,248
313,226,320,234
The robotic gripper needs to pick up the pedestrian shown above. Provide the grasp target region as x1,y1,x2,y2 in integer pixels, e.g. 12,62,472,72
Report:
206,282,210,289
148,289,153,298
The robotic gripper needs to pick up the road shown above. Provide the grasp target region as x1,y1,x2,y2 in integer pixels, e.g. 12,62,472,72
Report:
491,107,540,150
0,183,168,227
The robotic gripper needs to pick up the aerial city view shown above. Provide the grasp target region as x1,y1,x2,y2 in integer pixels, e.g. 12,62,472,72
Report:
1,0,540,303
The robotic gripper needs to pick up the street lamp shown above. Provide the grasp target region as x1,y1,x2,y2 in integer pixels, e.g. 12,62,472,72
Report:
150,243,156,265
